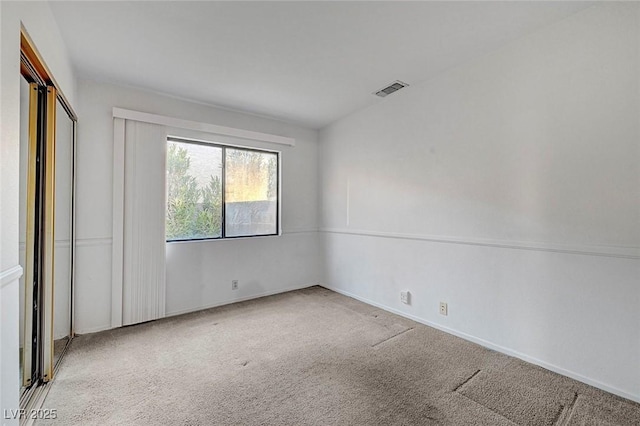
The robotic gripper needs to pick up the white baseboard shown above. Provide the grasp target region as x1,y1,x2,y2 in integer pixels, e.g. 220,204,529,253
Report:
164,282,317,318
75,324,113,335
76,284,318,335
320,284,640,404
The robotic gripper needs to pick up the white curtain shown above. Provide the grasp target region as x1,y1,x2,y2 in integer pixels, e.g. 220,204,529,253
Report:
122,120,167,325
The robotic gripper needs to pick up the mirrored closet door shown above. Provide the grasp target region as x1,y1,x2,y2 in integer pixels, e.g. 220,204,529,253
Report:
18,71,32,396
19,28,77,407
52,97,75,369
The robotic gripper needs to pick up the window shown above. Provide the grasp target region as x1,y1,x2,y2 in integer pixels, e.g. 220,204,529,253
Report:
166,138,279,241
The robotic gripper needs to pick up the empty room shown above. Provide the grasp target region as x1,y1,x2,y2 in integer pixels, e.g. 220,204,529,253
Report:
1,1,639,425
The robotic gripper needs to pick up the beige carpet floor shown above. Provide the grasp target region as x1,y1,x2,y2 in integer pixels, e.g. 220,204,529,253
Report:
39,286,640,425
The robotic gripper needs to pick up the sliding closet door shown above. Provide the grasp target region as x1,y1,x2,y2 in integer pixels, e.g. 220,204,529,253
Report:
19,85,76,387
41,86,57,382
19,78,40,390
19,76,28,392
18,28,78,413
52,97,75,369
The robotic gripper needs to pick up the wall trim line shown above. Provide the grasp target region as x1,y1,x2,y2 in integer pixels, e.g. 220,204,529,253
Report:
20,240,75,250
76,238,113,247
1,265,24,289
72,232,315,249
320,228,639,259
321,284,640,404
113,107,295,147
282,228,318,235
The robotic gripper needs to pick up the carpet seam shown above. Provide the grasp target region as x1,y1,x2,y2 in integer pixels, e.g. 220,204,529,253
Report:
452,369,481,393
554,392,580,426
454,388,520,426
371,327,414,347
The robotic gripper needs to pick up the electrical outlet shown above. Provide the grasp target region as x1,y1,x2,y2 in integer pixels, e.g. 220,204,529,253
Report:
439,302,447,315
439,302,448,316
232,280,239,290
400,290,411,305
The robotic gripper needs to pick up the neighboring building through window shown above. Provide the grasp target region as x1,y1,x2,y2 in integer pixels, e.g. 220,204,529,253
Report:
166,138,279,241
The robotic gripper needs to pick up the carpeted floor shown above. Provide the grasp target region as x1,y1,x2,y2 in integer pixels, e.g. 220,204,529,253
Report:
39,286,640,425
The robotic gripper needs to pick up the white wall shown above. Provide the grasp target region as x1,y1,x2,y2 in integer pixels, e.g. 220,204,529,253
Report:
74,80,320,334
2,1,637,416
0,1,76,423
319,3,640,402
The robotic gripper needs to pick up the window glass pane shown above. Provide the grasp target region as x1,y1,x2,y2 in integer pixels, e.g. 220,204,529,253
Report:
166,141,222,240
225,148,278,237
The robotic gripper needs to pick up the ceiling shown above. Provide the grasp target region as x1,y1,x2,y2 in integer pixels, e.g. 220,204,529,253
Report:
50,1,594,129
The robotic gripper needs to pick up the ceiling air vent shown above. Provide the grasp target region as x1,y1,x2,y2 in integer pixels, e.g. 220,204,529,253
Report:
374,80,409,97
